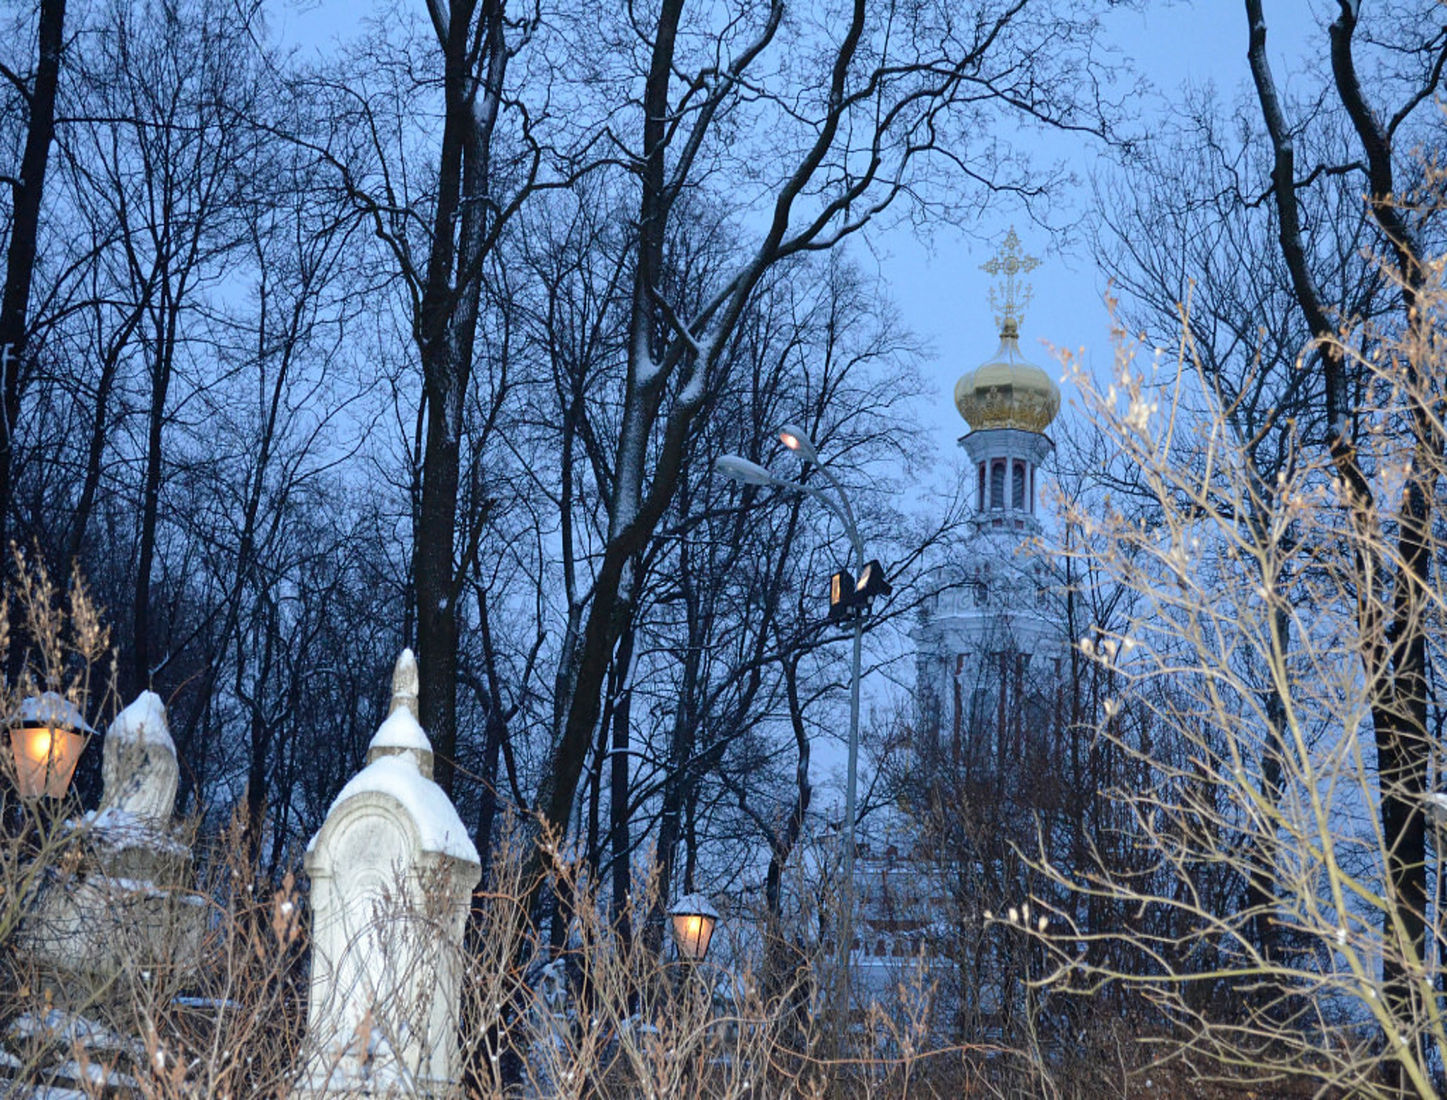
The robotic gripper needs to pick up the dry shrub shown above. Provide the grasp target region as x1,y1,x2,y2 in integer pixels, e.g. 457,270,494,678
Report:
2,817,308,1098
1013,261,1447,1097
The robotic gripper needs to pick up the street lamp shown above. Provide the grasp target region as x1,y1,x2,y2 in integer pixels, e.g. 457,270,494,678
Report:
7,692,92,800
669,892,719,962
777,424,820,465
715,426,889,1009
713,455,777,486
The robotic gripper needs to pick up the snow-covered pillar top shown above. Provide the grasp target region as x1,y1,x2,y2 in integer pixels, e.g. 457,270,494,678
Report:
97,691,178,828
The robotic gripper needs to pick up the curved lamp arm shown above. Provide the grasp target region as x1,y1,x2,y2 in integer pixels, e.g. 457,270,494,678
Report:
715,454,863,571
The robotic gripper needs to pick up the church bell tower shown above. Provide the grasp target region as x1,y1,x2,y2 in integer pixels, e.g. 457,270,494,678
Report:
912,229,1065,774
953,229,1060,534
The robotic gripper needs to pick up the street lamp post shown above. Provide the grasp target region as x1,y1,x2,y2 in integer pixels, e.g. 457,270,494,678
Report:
716,428,887,1016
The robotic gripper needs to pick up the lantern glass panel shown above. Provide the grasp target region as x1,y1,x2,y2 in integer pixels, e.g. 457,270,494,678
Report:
671,910,716,961
9,724,87,799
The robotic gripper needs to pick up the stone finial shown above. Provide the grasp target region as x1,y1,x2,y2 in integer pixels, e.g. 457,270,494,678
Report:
366,650,434,779
97,691,178,827
388,648,419,718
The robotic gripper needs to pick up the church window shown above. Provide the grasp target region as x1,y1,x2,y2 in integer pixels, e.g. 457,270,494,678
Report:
977,463,986,511
1012,460,1026,510
990,459,1006,509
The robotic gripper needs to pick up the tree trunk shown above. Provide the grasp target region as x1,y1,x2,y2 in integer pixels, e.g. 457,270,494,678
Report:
414,0,507,797
67,320,134,567
129,300,178,698
415,400,463,792
763,653,812,997
0,0,66,552
532,0,682,854
607,622,636,943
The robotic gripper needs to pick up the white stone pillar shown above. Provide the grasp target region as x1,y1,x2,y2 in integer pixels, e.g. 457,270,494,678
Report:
299,650,481,1097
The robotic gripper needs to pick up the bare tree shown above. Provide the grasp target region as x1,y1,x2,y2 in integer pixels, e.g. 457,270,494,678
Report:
531,0,1119,913
1019,246,1447,1092
0,0,65,553
1244,2,1446,1065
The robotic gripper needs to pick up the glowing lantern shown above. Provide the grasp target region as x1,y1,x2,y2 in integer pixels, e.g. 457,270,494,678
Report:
8,692,91,800
669,892,719,962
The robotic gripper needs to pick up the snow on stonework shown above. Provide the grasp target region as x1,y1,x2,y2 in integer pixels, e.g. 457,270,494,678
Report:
97,691,178,829
298,648,480,1097
387,646,420,717
368,701,432,756
305,649,474,863
17,692,205,981
361,646,435,773
107,691,174,751
319,754,478,865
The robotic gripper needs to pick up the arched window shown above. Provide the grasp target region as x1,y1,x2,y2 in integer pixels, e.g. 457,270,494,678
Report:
1012,460,1026,510
990,459,1006,510
977,463,986,511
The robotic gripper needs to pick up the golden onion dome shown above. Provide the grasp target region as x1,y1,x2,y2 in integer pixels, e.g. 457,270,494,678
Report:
953,321,1060,434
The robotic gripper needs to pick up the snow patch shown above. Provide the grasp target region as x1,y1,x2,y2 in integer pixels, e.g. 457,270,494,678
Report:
13,692,92,734
53,1060,139,1089
172,996,240,1010
669,892,719,920
314,755,479,865
7,1011,142,1056
369,707,432,755
76,808,189,854
108,692,174,753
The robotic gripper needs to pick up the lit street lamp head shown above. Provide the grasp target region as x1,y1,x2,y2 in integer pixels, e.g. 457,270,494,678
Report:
669,892,719,962
8,692,92,800
715,454,778,486
777,424,820,464
856,559,892,601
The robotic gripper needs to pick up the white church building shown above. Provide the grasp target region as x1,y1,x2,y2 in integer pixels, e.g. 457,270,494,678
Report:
912,229,1070,786
845,232,1077,1030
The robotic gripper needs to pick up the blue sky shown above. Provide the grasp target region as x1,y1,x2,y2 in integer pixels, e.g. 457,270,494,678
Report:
880,1,1319,464
270,0,1319,473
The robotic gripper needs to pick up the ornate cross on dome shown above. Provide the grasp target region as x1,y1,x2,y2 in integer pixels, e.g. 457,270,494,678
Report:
981,227,1039,338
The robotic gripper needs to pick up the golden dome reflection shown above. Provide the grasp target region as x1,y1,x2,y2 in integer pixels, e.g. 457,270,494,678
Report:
954,328,1060,434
